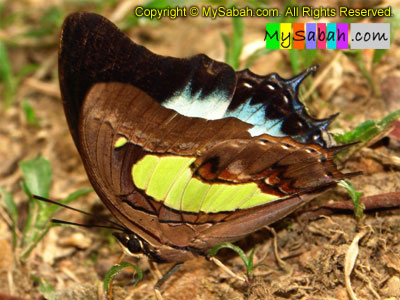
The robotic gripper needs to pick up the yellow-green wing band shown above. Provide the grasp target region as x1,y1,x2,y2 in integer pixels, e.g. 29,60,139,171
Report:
132,155,280,213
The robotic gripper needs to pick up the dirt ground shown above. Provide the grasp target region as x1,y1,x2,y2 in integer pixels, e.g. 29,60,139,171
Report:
1,1,400,299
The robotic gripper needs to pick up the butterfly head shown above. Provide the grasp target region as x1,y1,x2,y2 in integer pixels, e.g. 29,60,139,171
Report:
113,231,145,258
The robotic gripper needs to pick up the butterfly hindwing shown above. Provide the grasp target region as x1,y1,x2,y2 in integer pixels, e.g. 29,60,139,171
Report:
59,12,357,262
77,82,349,254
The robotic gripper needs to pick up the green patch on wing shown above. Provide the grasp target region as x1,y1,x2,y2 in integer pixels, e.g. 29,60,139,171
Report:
114,137,128,148
132,155,280,213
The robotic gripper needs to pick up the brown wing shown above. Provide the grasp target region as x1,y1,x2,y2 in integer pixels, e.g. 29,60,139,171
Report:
59,12,334,149
78,82,354,256
59,12,358,261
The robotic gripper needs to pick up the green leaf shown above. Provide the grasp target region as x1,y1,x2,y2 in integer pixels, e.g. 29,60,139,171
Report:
20,156,52,198
103,262,143,293
333,110,400,145
18,156,91,258
31,275,56,300
0,188,18,248
22,100,39,126
339,180,364,221
19,156,52,256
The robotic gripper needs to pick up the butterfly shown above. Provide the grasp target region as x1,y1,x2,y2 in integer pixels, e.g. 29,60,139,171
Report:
58,12,357,276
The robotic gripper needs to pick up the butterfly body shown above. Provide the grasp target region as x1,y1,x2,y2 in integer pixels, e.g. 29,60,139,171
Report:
59,13,356,263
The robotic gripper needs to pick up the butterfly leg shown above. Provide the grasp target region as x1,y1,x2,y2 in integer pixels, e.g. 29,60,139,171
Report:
208,256,246,282
153,263,183,300
150,260,163,280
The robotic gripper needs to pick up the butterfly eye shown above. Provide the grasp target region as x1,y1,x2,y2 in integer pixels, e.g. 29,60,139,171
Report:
113,232,143,254
127,237,142,254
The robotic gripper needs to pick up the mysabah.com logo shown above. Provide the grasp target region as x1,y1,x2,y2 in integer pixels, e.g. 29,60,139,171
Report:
265,23,390,49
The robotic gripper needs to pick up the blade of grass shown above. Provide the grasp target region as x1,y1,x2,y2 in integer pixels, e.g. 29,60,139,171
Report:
339,180,364,221
0,188,18,248
20,180,38,250
209,242,257,277
209,242,248,266
104,262,143,293
289,49,300,74
230,17,244,70
222,17,244,70
20,223,57,261
0,40,16,108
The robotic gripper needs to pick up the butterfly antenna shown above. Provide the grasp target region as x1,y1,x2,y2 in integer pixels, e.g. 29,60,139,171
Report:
51,219,125,231
32,195,126,231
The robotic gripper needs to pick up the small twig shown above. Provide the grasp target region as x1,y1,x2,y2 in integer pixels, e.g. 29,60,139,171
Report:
360,147,400,168
149,260,163,281
301,191,400,221
209,257,246,282
24,77,60,98
7,270,14,296
97,281,105,300
60,266,80,283
265,226,291,273
344,229,368,300
109,0,140,23
354,269,380,300
280,249,305,260
0,293,28,300
32,52,57,80
323,191,400,210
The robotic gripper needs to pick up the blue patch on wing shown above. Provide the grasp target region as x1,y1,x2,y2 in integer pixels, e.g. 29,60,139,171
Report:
224,67,336,147
162,81,231,120
161,65,336,148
